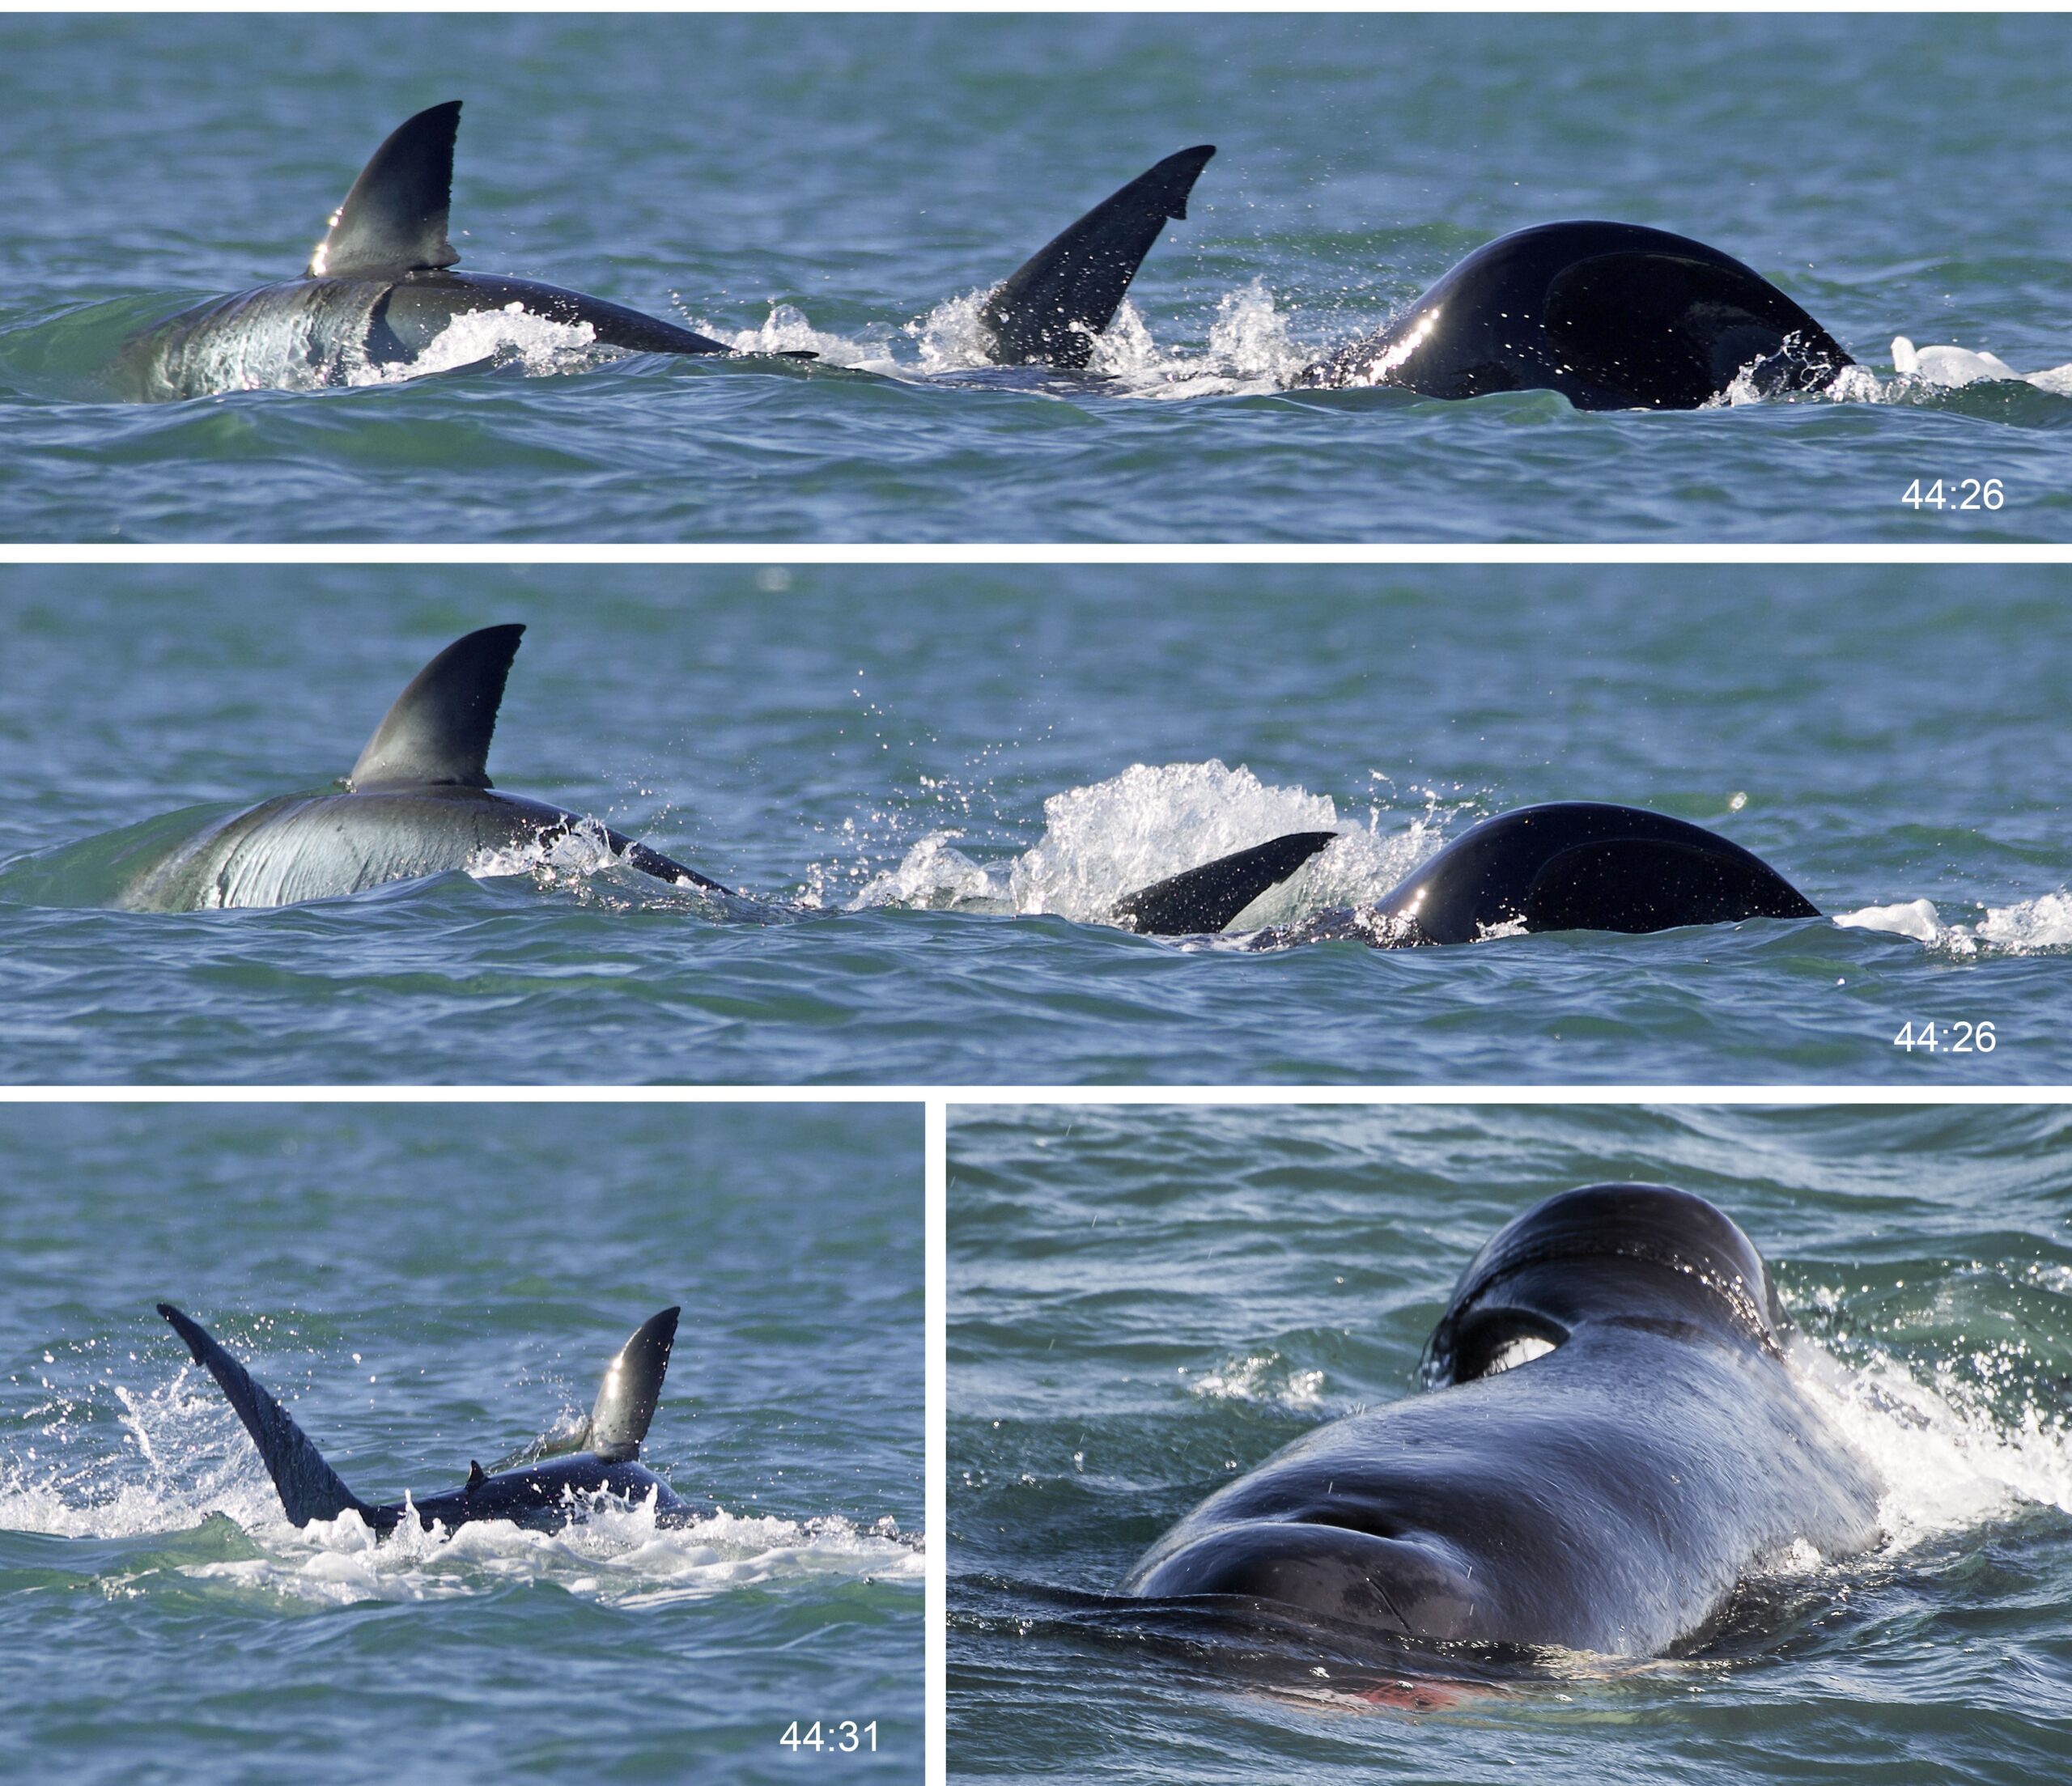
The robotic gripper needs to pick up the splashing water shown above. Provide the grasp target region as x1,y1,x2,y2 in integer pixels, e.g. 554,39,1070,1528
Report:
346,306,606,388
908,289,999,375
1187,1353,1328,1411
174,1500,920,1612
717,301,902,370
1,1354,921,1612
1890,335,2072,397
1832,893,2072,957
1789,1329,2072,1553
851,761,1441,928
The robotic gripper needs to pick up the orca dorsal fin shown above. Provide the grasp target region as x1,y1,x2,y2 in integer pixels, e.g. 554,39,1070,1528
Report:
157,1304,374,1529
308,100,464,278
347,623,524,791
586,1307,680,1464
1113,830,1340,935
980,144,1216,369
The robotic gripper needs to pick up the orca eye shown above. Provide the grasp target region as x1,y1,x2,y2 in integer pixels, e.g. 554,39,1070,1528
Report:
1481,1334,1556,1376
1450,1310,1567,1383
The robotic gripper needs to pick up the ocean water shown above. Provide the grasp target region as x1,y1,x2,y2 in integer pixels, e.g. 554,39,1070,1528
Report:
3,564,2070,1085
946,1102,2072,1784
2,13,2070,542
0,1101,923,1785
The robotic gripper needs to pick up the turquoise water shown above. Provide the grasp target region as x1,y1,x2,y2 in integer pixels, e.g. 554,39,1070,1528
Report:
2,14,2070,541
0,1101,923,1784
947,1102,2072,1782
3,565,2070,1084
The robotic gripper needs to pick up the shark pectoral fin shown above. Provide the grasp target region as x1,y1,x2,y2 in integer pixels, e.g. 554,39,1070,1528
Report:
157,1304,371,1529
348,623,524,791
486,1412,592,1474
979,143,1216,369
308,100,465,278
586,1307,681,1464
1523,837,1821,935
616,838,730,896
1112,830,1340,936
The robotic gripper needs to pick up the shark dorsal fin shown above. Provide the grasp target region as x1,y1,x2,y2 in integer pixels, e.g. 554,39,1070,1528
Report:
308,101,464,278
348,623,524,792
586,1307,680,1464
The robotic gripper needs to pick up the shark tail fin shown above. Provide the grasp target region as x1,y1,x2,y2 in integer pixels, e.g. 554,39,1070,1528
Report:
585,1307,679,1463
308,100,464,278
979,144,1215,369
348,623,524,791
158,1305,372,1529
1113,830,1340,936
488,1305,681,1473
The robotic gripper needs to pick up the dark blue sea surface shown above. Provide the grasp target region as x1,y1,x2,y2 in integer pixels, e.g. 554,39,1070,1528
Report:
2,14,2070,541
0,1101,923,1785
2,564,2068,1084
948,1102,2072,1783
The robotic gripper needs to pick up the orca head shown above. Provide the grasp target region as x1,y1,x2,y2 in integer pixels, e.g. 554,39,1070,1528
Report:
1421,1183,1784,1388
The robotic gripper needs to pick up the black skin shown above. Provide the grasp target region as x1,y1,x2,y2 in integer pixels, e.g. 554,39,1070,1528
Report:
1298,220,1854,410
372,1454,694,1534
1115,803,1819,944
1368,801,1819,944
1125,1186,1883,1657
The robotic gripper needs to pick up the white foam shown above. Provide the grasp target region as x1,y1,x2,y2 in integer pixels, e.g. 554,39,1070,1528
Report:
465,817,717,907
1187,1354,1327,1411
716,302,898,371
1712,331,2072,409
1832,893,2072,957
1789,1328,2072,1551
175,1498,920,1610
847,760,1446,931
848,282,1305,396
1,1363,919,1610
1890,334,2072,392
1832,898,1946,945
345,306,605,388
851,830,1000,911
466,817,623,885
1889,335,2020,388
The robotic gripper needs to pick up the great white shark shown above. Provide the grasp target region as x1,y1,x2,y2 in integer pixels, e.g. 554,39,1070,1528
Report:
109,623,723,911
1127,1184,1882,1657
108,101,1215,397
109,101,809,401
1110,802,1819,944
161,1303,694,1533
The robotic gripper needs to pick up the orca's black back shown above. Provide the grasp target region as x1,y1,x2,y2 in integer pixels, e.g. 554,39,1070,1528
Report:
1306,220,1853,409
